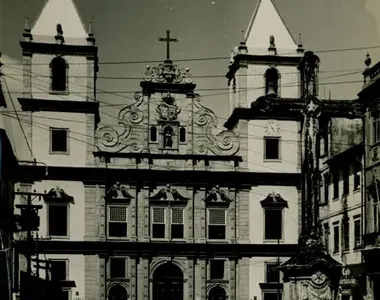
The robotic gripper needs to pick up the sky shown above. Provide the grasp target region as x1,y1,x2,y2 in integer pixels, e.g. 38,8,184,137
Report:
1,0,380,126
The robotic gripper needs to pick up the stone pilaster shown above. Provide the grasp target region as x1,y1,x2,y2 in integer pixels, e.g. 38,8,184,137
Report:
195,259,207,300
130,256,137,300
86,56,96,101
99,257,106,299
130,186,137,241
237,258,249,300
198,188,206,242
84,255,101,300
187,258,195,300
86,114,95,165
229,187,237,243
229,259,237,300
187,187,194,242
137,186,150,241
98,185,106,241
237,189,250,243
137,257,149,300
84,184,98,241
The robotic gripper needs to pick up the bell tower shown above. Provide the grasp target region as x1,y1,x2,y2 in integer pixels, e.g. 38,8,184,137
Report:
18,0,99,166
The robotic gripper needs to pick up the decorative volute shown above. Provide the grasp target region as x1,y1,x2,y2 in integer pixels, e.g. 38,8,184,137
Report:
105,183,133,200
43,186,74,203
204,186,232,203
149,185,189,201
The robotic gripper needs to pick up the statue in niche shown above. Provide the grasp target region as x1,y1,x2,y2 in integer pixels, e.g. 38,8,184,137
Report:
163,126,173,148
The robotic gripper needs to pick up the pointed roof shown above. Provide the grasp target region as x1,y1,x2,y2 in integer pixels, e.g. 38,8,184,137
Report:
244,0,297,53
32,0,87,43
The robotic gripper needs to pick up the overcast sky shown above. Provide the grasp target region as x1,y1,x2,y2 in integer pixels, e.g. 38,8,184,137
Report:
1,0,380,125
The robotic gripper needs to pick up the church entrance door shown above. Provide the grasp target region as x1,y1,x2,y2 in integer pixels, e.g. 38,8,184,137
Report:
153,262,183,300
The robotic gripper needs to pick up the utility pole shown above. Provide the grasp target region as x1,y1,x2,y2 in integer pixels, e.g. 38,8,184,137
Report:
14,190,44,277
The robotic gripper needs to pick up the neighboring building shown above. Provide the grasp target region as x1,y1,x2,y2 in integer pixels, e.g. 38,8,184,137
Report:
0,58,21,300
12,1,298,300
225,0,302,299
359,55,380,299
318,120,363,300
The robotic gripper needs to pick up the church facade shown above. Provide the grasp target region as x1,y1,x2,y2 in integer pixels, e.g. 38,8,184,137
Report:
12,1,300,300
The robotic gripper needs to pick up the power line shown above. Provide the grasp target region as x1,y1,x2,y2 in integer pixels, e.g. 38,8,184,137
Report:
3,44,380,66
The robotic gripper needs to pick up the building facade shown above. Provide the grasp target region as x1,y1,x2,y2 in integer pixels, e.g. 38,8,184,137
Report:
12,1,299,300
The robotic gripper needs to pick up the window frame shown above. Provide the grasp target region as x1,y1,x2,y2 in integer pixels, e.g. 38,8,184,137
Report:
50,56,69,94
265,262,281,283
333,171,339,200
323,223,330,252
151,206,167,240
170,207,184,240
353,216,361,250
47,203,69,238
107,205,129,239
342,167,350,196
207,208,227,241
323,173,329,204
353,164,361,191
263,136,281,162
108,257,127,279
49,259,68,281
209,259,225,280
333,222,340,254
49,127,70,155
373,113,380,145
342,218,350,252
263,208,283,242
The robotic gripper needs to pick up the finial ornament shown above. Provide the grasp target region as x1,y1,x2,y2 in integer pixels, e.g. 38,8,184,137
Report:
88,21,94,37
158,30,178,61
56,24,63,36
269,35,275,48
365,52,372,68
24,17,31,32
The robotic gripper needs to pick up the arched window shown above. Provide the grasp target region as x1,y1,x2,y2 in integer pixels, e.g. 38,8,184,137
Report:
50,56,68,92
150,126,157,142
208,286,226,300
153,262,183,300
179,127,186,143
108,284,128,300
264,67,279,96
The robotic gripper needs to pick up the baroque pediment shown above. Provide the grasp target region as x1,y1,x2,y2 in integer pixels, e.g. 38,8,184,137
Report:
204,186,232,204
260,192,288,209
43,186,74,203
105,183,134,201
149,185,189,201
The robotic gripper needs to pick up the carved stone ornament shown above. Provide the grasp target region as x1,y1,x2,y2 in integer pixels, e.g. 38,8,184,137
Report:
149,185,189,201
193,93,239,155
143,61,193,84
204,186,232,203
105,183,134,200
43,186,74,203
96,91,145,153
156,93,181,121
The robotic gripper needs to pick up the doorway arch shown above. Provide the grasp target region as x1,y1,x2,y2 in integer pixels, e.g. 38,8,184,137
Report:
208,285,227,300
153,262,183,300
108,284,128,300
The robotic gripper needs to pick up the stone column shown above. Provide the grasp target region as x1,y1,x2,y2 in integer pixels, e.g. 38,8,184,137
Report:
199,188,206,242
137,186,150,241
229,187,237,243
196,259,206,300
84,184,98,241
98,184,106,241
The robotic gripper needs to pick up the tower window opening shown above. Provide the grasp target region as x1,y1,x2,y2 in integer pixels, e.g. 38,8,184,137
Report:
179,127,186,143
50,56,68,92
150,126,157,142
264,67,279,96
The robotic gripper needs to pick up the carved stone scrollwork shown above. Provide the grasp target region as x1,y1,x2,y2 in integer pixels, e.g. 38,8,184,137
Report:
95,91,144,153
193,93,239,155
143,63,193,84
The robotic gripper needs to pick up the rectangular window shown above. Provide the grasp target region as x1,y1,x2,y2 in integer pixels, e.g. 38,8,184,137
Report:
342,219,350,251
109,258,126,278
333,172,339,199
354,165,361,190
266,263,280,283
263,293,282,300
108,206,128,237
49,260,67,282
373,114,380,144
208,209,226,240
152,208,166,239
343,167,349,195
264,137,280,160
210,259,225,280
354,217,361,249
324,174,329,203
171,208,184,239
323,223,330,252
264,209,282,240
48,204,68,237
50,128,68,153
333,223,340,253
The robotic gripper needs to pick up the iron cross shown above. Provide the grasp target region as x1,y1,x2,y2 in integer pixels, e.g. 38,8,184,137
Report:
158,30,178,60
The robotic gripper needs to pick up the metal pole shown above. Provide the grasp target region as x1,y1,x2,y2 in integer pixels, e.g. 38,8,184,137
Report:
26,194,32,276
277,237,280,300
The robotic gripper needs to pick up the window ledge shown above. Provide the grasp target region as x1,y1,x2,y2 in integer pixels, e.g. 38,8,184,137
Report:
207,239,228,243
106,237,130,241
353,188,361,193
353,247,362,252
50,90,70,96
49,151,70,155
263,159,282,163
342,249,350,253
263,239,285,244
47,235,70,240
332,197,339,202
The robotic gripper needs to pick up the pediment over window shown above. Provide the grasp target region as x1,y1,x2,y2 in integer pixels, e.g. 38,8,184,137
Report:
204,186,232,207
149,185,189,202
260,192,288,209
105,183,133,204
43,186,74,204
